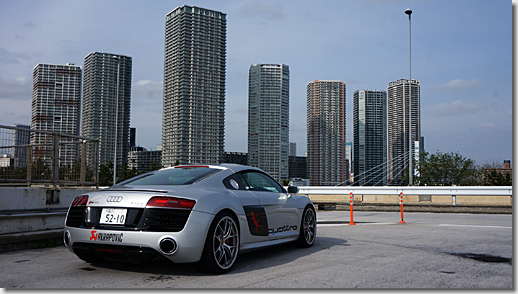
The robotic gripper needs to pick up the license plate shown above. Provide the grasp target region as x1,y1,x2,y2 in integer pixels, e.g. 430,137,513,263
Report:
100,208,127,225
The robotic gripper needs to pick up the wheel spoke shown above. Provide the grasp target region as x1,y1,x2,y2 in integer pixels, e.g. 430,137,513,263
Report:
212,216,239,269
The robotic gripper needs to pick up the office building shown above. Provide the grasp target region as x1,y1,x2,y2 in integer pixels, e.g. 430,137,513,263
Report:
248,64,290,181
31,63,82,167
128,148,162,173
12,123,30,168
386,79,420,185
222,151,248,165
162,6,226,166
130,127,136,148
307,80,347,186
353,90,387,186
82,52,132,169
288,156,307,179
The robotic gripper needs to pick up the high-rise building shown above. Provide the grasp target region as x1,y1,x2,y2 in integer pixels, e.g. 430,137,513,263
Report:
386,79,420,185
353,90,387,186
162,5,226,166
31,63,82,167
289,142,297,157
81,52,132,170
307,80,347,186
248,64,290,181
130,127,136,148
12,123,30,168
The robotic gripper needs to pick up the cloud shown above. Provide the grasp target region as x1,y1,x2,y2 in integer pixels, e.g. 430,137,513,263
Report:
132,80,163,100
439,79,482,91
241,1,286,20
430,100,477,116
0,47,31,65
478,122,495,128
0,76,31,100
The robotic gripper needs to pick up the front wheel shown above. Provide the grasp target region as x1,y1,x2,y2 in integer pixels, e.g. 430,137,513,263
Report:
195,212,239,274
296,206,316,247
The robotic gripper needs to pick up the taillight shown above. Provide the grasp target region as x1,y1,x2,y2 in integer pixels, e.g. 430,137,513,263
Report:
71,195,89,206
146,196,196,209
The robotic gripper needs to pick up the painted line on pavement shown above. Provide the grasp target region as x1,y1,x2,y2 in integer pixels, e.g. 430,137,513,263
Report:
439,224,511,229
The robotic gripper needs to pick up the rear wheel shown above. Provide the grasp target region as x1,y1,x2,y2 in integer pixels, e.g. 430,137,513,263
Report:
296,206,316,247
195,212,239,274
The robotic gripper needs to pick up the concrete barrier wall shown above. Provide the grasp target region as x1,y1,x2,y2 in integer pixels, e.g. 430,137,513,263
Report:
0,187,95,211
0,187,96,236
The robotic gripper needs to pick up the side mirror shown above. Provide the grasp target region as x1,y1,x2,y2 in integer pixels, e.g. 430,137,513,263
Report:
287,186,299,194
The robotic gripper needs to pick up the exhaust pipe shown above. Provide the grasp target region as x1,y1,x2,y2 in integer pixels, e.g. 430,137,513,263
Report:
159,238,178,255
64,231,71,247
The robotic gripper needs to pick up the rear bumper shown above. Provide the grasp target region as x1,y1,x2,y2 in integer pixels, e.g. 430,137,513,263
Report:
64,210,213,263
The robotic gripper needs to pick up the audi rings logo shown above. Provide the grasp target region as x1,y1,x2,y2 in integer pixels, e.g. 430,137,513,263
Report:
106,196,123,202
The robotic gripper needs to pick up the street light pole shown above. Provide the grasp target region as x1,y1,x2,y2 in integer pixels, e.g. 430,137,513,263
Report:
112,55,120,186
405,8,413,186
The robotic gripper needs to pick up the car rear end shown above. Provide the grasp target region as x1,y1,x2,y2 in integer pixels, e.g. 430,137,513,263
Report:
64,189,213,264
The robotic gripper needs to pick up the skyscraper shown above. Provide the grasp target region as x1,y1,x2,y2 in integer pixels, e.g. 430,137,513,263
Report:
248,64,290,181
162,5,226,166
81,52,132,170
386,79,420,185
307,80,347,186
353,90,387,186
289,142,297,157
31,63,82,167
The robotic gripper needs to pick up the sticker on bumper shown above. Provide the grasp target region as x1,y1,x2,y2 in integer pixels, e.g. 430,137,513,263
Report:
90,230,124,242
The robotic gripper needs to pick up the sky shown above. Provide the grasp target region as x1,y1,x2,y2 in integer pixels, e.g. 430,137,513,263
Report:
0,0,513,166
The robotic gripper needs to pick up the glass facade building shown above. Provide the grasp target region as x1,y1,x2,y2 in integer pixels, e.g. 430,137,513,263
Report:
353,90,387,186
248,64,289,181
162,5,227,166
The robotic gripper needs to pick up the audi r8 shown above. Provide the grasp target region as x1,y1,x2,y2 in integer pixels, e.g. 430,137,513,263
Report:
64,164,316,274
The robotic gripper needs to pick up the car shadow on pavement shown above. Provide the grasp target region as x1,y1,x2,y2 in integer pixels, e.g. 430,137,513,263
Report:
81,236,348,276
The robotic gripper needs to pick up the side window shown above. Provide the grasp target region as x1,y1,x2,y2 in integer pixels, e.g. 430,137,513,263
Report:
240,171,285,193
222,174,248,190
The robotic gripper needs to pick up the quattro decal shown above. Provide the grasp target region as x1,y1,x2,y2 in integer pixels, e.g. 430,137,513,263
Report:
90,230,123,242
269,225,297,235
244,206,298,236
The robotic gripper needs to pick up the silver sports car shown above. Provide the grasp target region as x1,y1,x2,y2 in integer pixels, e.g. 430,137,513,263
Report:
64,164,316,274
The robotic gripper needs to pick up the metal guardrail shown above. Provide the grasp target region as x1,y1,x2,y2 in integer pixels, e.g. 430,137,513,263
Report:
297,186,513,196
0,124,99,189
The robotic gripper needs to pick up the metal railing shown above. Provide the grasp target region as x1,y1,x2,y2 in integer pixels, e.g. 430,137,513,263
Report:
297,186,513,196
0,124,99,188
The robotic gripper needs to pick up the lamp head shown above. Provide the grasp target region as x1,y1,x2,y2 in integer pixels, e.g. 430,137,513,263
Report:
405,9,412,15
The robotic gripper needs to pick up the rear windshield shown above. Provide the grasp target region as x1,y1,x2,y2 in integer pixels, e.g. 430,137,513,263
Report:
118,167,221,186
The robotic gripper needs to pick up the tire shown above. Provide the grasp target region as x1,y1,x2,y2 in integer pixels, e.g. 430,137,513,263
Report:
195,212,239,274
296,206,316,247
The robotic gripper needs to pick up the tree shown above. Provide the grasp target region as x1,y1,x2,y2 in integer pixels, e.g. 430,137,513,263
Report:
415,151,481,186
118,163,140,183
149,161,161,172
481,161,512,186
282,179,290,186
99,161,113,186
